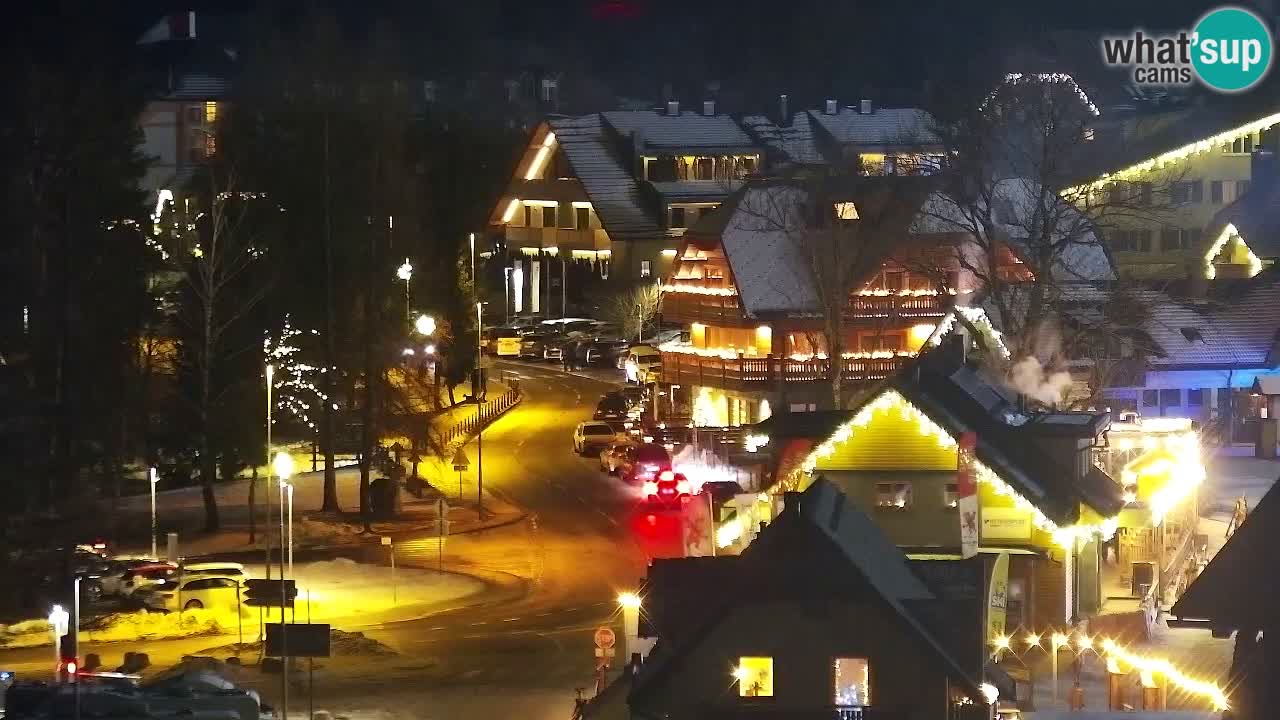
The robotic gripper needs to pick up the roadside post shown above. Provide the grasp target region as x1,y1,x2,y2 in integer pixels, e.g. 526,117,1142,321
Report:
593,627,616,697
245,579,297,720
382,536,396,605
435,498,450,571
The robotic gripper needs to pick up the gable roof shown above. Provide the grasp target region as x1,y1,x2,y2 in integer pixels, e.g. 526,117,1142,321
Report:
1205,170,1280,260
630,478,984,708
713,176,940,318
869,341,1123,521
809,107,942,147
1171,480,1280,629
600,110,757,152
546,115,665,241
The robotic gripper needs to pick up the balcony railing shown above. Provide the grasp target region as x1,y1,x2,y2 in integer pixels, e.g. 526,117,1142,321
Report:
705,706,903,720
660,351,910,391
847,293,948,317
662,292,746,326
502,226,610,252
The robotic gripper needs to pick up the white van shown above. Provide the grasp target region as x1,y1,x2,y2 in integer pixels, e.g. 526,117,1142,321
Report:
623,345,662,384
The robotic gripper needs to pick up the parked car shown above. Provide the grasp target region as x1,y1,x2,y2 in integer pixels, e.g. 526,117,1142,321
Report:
574,421,623,455
485,327,522,356
594,393,632,421
599,441,634,473
139,575,243,612
120,563,180,598
642,470,692,507
617,443,673,485
181,562,246,580
586,339,630,366
99,558,169,597
519,333,553,360
622,345,663,383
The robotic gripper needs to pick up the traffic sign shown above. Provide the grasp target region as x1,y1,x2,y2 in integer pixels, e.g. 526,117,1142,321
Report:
451,448,470,472
593,627,616,650
265,623,331,658
244,579,297,608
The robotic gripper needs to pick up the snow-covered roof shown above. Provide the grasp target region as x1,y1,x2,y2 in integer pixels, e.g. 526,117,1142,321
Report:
164,72,230,100
652,181,742,200
809,107,941,147
913,178,1116,282
741,113,830,166
721,184,820,315
547,115,663,241
600,110,757,151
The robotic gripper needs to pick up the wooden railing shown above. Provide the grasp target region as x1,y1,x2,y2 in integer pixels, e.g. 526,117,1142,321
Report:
660,352,910,390
847,293,948,316
661,292,746,326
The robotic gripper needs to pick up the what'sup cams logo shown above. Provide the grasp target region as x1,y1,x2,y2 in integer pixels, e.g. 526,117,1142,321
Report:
1102,6,1273,93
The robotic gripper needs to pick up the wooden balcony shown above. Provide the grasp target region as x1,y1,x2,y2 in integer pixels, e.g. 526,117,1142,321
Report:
847,293,948,317
660,351,910,392
662,292,747,326
704,703,987,720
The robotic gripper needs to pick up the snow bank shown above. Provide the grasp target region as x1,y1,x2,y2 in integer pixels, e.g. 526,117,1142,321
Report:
0,609,240,650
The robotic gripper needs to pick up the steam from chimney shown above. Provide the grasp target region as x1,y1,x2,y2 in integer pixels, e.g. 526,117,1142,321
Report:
1008,356,1072,406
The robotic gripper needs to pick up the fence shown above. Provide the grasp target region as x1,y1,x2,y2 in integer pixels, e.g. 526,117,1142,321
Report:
442,387,522,445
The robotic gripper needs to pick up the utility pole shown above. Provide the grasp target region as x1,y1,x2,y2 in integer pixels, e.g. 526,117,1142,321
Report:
561,255,567,318
475,302,484,518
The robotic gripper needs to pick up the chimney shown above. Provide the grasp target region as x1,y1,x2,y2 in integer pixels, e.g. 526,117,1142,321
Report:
779,94,789,123
860,99,873,114
666,100,680,116
703,100,716,116
825,99,838,115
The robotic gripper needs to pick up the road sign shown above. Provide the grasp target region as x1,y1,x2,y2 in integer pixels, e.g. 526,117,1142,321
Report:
381,536,392,546
265,623,331,658
593,627,616,650
244,579,297,608
451,448,470,472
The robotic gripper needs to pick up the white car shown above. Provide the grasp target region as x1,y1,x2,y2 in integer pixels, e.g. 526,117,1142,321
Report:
574,421,622,455
98,558,168,597
622,345,662,384
140,575,243,612
120,563,180,597
182,562,246,580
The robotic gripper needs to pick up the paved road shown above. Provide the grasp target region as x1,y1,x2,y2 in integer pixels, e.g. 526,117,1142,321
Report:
307,361,681,717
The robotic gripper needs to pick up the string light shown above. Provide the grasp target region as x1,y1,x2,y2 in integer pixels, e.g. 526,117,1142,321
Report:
929,306,1012,358
1099,638,1229,711
662,284,738,297
981,73,1101,116
263,316,329,432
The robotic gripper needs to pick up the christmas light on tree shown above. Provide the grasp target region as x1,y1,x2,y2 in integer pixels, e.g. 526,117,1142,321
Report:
263,315,328,432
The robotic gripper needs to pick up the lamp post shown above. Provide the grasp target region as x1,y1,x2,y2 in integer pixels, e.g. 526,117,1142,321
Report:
273,451,295,579
48,605,69,677
469,233,475,292
265,364,274,580
503,267,511,324
396,258,413,325
149,467,159,559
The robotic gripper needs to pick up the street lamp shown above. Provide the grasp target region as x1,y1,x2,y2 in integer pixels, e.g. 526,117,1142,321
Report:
265,364,274,579
273,451,295,579
414,313,436,337
48,605,69,675
149,467,159,559
503,267,512,324
397,258,413,323
468,233,475,291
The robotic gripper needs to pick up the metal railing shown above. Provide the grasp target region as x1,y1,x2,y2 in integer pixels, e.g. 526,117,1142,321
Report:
442,388,522,444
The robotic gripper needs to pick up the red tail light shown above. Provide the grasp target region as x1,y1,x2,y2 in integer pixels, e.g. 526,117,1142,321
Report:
658,470,674,481
642,481,658,496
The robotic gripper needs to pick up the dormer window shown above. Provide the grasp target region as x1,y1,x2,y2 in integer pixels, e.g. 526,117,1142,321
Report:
834,202,859,220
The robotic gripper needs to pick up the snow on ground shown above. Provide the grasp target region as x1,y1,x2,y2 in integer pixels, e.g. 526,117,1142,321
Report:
0,560,482,650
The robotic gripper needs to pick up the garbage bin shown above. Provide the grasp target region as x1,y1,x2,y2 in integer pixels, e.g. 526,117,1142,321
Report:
1132,561,1155,597
1256,418,1277,459
369,477,398,519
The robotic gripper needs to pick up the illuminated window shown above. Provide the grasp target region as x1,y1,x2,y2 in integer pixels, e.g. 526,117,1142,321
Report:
640,260,652,278
694,157,714,180
204,101,217,123
834,202,859,220
736,657,774,697
944,482,959,508
833,657,870,706
876,482,912,509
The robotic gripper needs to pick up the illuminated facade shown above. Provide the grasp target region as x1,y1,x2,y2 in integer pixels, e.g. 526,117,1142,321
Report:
486,107,766,313
1068,108,1280,281
660,177,1028,426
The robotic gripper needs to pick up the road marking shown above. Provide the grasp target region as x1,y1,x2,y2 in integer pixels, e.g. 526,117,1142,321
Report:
503,617,519,622
428,626,446,631
468,621,488,626
535,611,553,617
596,509,619,527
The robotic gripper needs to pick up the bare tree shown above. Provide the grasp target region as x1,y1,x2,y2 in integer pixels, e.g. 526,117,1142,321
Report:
733,175,932,408
921,75,1177,403
166,174,270,532
598,283,662,342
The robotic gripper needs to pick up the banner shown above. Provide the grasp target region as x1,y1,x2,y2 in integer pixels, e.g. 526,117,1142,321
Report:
986,551,1010,643
957,432,979,559
981,507,1032,541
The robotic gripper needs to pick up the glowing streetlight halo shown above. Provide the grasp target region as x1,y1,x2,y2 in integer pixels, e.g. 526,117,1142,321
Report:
272,451,295,483
396,258,413,282
414,314,436,336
